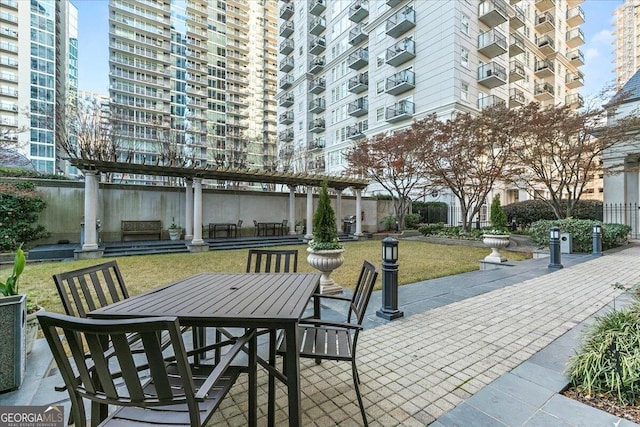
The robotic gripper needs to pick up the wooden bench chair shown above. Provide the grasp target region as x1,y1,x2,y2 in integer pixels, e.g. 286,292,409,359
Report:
38,312,254,427
277,260,379,427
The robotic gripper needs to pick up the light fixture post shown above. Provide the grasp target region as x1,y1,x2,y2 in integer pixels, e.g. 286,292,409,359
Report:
376,236,403,320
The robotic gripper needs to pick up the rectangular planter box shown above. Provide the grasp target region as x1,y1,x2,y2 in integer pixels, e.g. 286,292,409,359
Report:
0,294,26,392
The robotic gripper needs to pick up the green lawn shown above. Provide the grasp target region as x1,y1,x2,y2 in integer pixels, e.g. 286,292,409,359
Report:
18,240,530,315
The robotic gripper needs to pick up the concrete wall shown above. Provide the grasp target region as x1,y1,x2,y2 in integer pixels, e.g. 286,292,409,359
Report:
8,179,393,244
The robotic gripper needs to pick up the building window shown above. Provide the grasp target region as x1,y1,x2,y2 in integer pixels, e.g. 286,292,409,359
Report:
377,26,385,41
461,15,469,35
461,81,469,101
376,107,384,121
376,80,384,94
461,48,469,68
377,54,384,67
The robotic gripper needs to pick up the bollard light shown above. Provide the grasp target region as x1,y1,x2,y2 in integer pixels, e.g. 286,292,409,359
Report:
377,236,403,320
592,222,602,256
548,226,563,269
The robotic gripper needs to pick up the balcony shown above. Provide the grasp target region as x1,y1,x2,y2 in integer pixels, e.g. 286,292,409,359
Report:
348,96,368,117
279,128,294,142
309,77,326,94
279,39,294,55
509,59,525,82
279,56,294,72
510,5,525,30
535,0,555,12
565,93,584,108
509,88,525,108
566,72,584,89
349,24,368,45
509,33,525,56
386,6,415,38
478,29,507,58
387,0,402,6
478,95,505,109
279,3,293,20
536,34,555,56
386,69,415,95
478,0,508,28
279,93,294,107
349,0,369,23
309,0,326,16
309,118,325,133
567,49,584,66
534,58,555,78
279,110,294,125
567,0,584,7
307,158,325,172
310,17,326,36
309,36,326,55
280,21,294,38
347,125,365,140
478,62,507,88
348,47,369,70
534,82,554,101
566,28,585,48
386,38,415,66
535,12,555,33
279,74,294,89
309,97,326,113
385,100,414,123
348,72,369,94
308,137,325,151
309,55,326,74
566,6,584,27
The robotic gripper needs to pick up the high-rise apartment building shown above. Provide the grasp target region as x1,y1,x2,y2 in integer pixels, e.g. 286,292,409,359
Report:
108,0,278,185
0,0,77,174
276,0,585,180
614,0,640,89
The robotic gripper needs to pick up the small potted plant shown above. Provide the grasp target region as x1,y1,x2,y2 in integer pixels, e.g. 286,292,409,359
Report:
168,217,181,240
307,182,344,294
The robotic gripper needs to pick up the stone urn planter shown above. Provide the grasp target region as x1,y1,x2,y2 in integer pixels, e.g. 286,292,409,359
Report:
307,247,344,295
482,234,510,263
168,227,181,241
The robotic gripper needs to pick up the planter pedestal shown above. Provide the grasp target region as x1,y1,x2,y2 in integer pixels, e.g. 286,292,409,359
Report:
482,234,510,263
307,248,345,294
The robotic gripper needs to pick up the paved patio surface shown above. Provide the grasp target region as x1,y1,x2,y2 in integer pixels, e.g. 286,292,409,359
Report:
2,244,640,426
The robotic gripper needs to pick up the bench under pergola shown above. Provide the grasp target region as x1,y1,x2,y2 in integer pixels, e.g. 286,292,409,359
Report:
70,159,369,258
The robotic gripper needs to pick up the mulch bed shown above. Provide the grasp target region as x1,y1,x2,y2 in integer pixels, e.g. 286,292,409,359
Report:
562,388,640,423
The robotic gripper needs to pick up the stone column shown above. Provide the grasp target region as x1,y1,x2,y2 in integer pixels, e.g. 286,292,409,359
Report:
288,185,296,235
354,189,363,237
77,170,103,259
305,186,314,240
335,190,343,233
185,179,194,240
189,178,207,252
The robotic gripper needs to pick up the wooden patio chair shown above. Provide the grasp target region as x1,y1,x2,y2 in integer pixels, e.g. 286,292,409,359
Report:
277,260,379,426
38,312,254,427
245,249,298,273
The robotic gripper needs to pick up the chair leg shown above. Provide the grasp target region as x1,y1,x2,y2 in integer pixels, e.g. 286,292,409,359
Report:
351,359,368,427
268,330,276,427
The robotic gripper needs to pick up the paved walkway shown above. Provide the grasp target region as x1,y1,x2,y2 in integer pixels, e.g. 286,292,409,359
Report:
2,245,640,426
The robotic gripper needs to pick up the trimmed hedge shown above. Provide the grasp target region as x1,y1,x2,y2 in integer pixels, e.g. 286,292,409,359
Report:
0,181,50,250
0,167,69,180
529,218,630,252
503,199,602,228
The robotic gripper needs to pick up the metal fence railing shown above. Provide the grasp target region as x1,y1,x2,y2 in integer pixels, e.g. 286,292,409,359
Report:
597,203,640,239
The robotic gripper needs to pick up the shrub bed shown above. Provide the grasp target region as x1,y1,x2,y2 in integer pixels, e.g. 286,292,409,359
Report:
504,199,602,228
529,219,630,252
0,181,49,250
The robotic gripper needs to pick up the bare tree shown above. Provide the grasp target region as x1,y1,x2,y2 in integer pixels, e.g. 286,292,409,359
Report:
419,106,517,231
346,115,440,229
510,101,640,219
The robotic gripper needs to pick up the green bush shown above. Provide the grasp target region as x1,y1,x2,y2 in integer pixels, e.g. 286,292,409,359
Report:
418,223,446,235
529,218,630,252
0,181,50,251
418,224,481,240
503,199,602,228
0,167,68,180
489,195,508,231
381,214,396,231
404,213,420,229
566,301,640,405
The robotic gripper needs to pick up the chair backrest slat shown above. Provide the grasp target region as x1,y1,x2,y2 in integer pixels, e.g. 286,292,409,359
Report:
349,260,378,324
53,261,129,319
246,249,298,273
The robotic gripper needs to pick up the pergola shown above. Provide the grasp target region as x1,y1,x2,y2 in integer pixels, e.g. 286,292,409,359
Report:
70,159,370,257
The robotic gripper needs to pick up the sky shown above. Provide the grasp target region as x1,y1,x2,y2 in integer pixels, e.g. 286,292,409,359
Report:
75,0,623,98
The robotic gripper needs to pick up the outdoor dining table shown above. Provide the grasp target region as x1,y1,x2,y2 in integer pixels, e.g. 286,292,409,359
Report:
208,222,238,238
258,221,284,236
89,272,321,427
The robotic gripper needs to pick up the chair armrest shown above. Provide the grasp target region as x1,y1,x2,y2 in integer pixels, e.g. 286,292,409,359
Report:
299,319,362,331
311,293,351,303
194,328,256,401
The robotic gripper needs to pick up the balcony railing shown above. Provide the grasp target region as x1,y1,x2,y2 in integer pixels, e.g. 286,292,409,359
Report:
279,39,294,55
534,58,555,77
478,0,508,27
309,55,326,74
478,29,507,58
386,69,415,95
478,62,507,88
534,82,554,100
309,77,326,94
386,6,415,38
509,59,525,82
535,12,555,33
348,96,368,117
309,36,326,54
566,6,584,27
349,24,368,45
349,0,369,22
509,88,525,107
478,95,505,109
566,28,585,48
385,100,414,122
310,17,326,36
309,118,325,132
386,38,415,66
348,47,369,70
279,74,294,89
279,93,294,107
509,33,525,56
309,0,326,16
348,72,369,93
309,97,326,113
